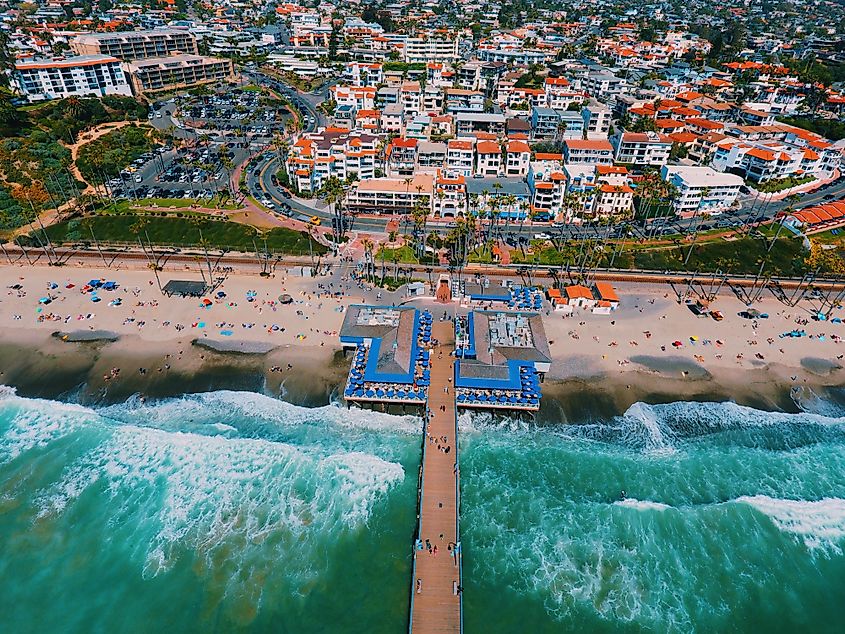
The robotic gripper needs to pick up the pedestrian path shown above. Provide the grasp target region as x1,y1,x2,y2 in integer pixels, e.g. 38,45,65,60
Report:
410,321,462,633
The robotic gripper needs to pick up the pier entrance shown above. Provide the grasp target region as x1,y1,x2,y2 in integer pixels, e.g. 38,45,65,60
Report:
410,321,462,633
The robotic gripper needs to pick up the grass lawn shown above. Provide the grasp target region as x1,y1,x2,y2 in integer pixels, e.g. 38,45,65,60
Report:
30,213,326,255
621,234,806,276
375,244,439,265
753,175,815,193
132,196,241,210
468,245,495,264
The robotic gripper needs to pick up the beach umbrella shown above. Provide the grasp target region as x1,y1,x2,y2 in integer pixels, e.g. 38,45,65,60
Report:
39,297,51,304
366,389,375,397
672,340,682,347
202,298,212,306
376,389,385,397
279,294,293,304
216,291,227,298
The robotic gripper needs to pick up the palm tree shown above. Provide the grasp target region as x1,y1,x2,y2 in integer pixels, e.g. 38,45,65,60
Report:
130,217,154,267
360,237,374,281
82,217,108,267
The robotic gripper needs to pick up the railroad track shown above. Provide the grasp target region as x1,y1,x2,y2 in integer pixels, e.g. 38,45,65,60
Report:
2,246,842,291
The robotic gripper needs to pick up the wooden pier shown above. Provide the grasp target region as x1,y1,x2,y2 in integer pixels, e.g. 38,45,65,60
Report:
410,321,462,633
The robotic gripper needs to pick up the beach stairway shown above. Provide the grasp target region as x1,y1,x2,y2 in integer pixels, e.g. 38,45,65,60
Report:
410,321,462,633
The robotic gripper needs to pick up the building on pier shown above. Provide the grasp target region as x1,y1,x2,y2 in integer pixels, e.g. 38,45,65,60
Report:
340,305,433,405
454,310,551,411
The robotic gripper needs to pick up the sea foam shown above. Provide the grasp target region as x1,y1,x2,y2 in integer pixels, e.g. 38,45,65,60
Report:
1,390,410,583
737,495,845,550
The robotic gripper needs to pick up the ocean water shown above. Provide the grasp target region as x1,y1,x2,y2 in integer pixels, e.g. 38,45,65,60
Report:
0,388,421,634
460,399,845,633
2,387,845,633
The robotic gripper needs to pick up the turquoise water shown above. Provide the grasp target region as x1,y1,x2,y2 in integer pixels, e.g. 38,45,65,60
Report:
460,400,845,633
2,387,845,633
0,388,420,633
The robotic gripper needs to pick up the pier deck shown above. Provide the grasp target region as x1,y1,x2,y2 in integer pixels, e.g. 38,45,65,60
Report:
410,321,462,633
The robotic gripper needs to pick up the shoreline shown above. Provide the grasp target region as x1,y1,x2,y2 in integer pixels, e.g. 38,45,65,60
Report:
1,261,844,418
2,329,842,422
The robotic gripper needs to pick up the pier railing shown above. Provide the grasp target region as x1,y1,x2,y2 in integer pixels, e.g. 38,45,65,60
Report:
454,401,464,634
407,407,429,633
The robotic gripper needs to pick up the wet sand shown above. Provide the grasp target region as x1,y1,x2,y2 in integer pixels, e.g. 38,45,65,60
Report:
0,334,348,407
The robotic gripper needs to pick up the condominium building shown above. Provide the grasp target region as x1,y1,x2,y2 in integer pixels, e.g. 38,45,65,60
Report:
346,173,433,215
455,112,506,137
403,37,459,63
343,62,383,87
562,139,615,165
71,29,198,62
661,165,743,217
582,103,611,140
611,132,673,167
287,131,380,193
123,54,233,94
14,55,132,100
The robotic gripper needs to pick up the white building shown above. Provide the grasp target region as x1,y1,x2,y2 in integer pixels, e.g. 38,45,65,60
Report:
403,37,459,63
661,165,744,217
563,139,615,165
582,103,611,140
611,132,672,167
346,173,433,215
14,55,132,100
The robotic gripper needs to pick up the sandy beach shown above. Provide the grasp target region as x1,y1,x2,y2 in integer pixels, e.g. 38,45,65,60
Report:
1,261,843,410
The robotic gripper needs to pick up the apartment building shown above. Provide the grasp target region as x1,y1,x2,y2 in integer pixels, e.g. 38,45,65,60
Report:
124,54,233,94
445,88,484,112
562,139,615,165
343,62,384,87
287,131,380,193
446,140,475,177
591,183,635,219
592,166,634,219
403,37,459,63
386,137,418,176
585,72,626,103
582,103,611,140
345,173,433,215
505,140,531,177
331,85,377,111
433,172,468,218
661,165,743,216
14,55,132,100
509,87,547,110
710,142,810,183
417,141,448,173
455,112,506,137
466,178,532,220
400,81,422,116
71,29,198,62
545,77,582,110
611,132,673,167
476,140,501,176
380,104,403,134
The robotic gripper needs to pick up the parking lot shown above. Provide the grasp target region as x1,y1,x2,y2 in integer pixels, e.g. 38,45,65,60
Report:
110,141,251,203
156,87,292,142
